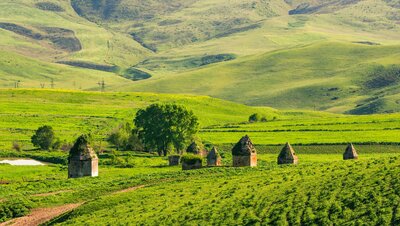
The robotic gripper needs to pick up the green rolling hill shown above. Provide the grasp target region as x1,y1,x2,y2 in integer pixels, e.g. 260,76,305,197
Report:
0,0,399,113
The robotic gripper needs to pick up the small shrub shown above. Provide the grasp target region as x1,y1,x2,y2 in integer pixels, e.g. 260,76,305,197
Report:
249,113,261,123
31,125,56,150
181,154,203,165
12,141,22,152
0,198,33,222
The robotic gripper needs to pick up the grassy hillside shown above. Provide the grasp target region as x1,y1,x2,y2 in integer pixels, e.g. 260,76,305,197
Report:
0,0,399,114
0,0,150,67
0,51,130,90
122,42,400,113
0,89,399,151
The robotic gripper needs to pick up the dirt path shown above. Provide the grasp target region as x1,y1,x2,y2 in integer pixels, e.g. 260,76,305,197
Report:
0,203,82,226
112,185,146,194
31,190,72,197
0,184,148,226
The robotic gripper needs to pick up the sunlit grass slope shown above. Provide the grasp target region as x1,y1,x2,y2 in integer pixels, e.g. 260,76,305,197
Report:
0,0,399,114
123,41,400,113
0,51,131,90
0,0,150,67
0,89,276,150
0,89,399,150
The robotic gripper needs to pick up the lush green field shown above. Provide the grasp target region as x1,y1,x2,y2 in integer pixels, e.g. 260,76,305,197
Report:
0,89,399,224
0,89,399,151
54,155,400,225
1,150,400,225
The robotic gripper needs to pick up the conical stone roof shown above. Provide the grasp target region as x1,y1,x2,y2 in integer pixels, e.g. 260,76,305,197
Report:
278,142,298,164
207,147,220,160
232,135,256,156
186,141,204,155
343,143,358,160
69,135,98,161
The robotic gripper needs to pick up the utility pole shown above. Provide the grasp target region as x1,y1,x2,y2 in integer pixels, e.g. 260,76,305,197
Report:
14,80,20,88
50,79,55,89
40,83,45,88
97,79,105,92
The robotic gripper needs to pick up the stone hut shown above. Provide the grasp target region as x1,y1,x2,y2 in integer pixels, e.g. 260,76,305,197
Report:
232,135,257,167
168,155,181,166
278,142,299,165
343,143,358,160
207,147,222,166
186,141,207,157
68,135,98,178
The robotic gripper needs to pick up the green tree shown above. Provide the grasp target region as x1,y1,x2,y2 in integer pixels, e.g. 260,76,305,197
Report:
31,125,55,150
134,104,199,156
249,113,261,123
107,123,143,151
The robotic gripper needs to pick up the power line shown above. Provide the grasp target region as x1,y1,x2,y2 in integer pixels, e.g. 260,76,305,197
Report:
97,79,105,92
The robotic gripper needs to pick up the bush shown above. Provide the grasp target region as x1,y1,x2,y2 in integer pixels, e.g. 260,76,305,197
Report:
181,154,203,165
102,152,135,168
12,141,22,152
31,125,56,150
249,113,264,123
107,123,143,151
0,198,33,222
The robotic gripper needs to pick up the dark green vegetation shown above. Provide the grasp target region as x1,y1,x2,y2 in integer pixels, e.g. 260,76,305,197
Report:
31,125,57,151
134,104,199,156
122,68,152,81
35,2,65,12
0,0,399,113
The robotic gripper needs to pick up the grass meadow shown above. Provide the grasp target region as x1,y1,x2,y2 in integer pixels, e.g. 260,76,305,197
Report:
0,89,399,224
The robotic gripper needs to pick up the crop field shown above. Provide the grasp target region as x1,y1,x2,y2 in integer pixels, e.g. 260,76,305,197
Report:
1,151,400,225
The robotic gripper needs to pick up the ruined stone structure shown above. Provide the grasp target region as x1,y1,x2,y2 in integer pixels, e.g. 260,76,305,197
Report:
232,135,257,167
278,142,299,165
186,141,207,157
168,155,181,166
343,143,359,160
207,147,222,166
68,135,98,178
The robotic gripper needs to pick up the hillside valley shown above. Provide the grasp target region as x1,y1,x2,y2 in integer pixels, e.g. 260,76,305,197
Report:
0,0,400,113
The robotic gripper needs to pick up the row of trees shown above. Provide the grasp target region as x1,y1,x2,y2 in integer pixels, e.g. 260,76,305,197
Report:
29,104,199,156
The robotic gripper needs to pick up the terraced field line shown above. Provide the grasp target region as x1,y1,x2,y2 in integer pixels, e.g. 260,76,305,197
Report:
0,203,83,226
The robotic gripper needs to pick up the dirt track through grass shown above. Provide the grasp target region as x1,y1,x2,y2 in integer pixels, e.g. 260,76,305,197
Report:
1,184,149,226
0,203,82,226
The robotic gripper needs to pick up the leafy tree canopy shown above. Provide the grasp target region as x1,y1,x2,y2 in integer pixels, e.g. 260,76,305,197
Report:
31,125,55,150
134,104,199,156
